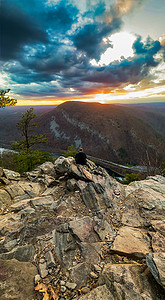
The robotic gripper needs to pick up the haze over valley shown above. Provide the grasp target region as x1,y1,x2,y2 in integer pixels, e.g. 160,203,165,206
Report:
0,102,165,167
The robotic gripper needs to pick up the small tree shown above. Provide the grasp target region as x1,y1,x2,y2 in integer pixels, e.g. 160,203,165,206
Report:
63,145,78,158
12,107,47,152
11,107,53,172
0,89,17,108
14,150,53,173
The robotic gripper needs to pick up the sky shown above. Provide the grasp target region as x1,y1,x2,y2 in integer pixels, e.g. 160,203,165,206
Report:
0,0,165,105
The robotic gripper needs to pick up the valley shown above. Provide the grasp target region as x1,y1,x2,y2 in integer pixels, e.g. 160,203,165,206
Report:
0,102,165,167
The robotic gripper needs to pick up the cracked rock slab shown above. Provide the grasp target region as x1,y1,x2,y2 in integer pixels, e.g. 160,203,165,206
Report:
77,285,114,300
0,244,35,262
110,226,150,258
101,263,165,299
0,259,37,300
146,252,165,289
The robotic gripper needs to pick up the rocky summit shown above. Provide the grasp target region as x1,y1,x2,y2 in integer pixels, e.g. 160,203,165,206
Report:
0,158,165,300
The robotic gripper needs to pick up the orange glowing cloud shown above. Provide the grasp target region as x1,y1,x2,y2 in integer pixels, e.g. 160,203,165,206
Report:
159,35,165,46
115,0,142,15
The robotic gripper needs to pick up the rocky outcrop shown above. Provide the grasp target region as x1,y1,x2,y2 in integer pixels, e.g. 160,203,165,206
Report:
0,259,37,300
0,157,165,299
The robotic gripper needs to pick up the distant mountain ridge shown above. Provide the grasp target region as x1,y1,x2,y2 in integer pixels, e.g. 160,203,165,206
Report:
35,101,165,164
0,102,165,165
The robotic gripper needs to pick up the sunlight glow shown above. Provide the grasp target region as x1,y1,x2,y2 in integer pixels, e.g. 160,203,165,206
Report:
94,85,165,102
91,32,136,66
17,84,165,106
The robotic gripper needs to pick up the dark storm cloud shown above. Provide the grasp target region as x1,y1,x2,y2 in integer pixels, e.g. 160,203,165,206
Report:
58,36,162,94
45,0,78,33
1,0,163,99
0,0,78,61
133,36,161,57
3,63,54,84
20,44,81,74
0,0,48,60
71,3,123,59
72,19,122,59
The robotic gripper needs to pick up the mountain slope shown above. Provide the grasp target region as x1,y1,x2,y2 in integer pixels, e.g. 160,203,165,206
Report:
36,101,165,164
0,106,57,148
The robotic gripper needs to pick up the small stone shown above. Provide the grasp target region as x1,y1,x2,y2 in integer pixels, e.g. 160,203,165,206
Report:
48,268,54,275
0,167,3,177
67,179,77,191
60,286,67,293
90,271,98,279
0,177,10,185
114,189,120,195
93,264,102,273
66,282,77,290
38,262,48,278
45,250,56,268
34,274,41,285
3,169,20,180
60,280,66,286
54,265,60,275
39,258,45,264
4,239,17,252
66,271,70,278
43,278,52,285
81,287,90,294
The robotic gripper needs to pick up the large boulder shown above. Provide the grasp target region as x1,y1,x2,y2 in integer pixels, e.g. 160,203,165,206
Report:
125,176,165,197
149,220,165,252
36,161,56,176
0,167,3,177
3,169,20,181
77,284,113,299
101,263,165,299
0,244,35,262
110,226,150,258
146,252,165,289
0,190,12,209
5,182,43,200
122,187,165,228
54,156,75,174
0,259,37,300
69,217,99,243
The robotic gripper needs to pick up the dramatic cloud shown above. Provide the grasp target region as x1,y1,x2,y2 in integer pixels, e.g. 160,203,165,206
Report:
72,17,122,59
115,0,144,15
0,0,48,60
159,35,165,61
45,1,78,33
0,0,164,102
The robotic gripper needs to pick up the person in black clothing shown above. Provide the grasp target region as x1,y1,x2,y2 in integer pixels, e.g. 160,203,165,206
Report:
75,148,87,165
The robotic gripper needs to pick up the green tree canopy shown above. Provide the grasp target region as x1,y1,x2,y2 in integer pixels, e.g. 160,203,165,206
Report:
11,107,52,172
12,107,47,152
0,89,17,108
63,145,78,158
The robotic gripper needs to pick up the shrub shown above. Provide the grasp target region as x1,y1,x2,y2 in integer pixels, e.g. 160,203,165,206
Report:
63,145,78,158
14,150,54,173
0,151,17,170
123,173,141,184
